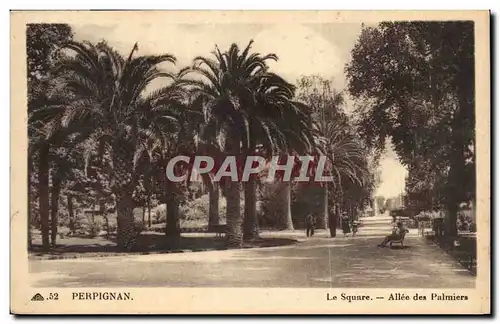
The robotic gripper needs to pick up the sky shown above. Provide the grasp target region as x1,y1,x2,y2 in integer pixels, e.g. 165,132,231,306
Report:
376,141,408,198
70,22,407,199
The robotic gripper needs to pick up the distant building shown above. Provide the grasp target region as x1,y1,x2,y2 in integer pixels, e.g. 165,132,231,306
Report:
384,195,404,211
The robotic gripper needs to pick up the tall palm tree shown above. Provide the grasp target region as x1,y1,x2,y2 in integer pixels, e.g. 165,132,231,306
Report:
27,24,74,251
29,78,78,251
240,74,289,239
133,83,193,240
180,40,287,246
295,76,370,229
28,125,53,251
41,40,178,250
321,119,370,231
270,100,317,231
49,146,73,247
182,40,315,242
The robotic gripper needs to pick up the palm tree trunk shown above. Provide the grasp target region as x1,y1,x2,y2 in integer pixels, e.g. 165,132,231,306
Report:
165,179,180,238
208,182,219,228
226,180,242,247
98,196,108,237
336,205,341,227
147,193,152,228
142,205,146,225
103,215,110,240
28,161,34,250
115,190,135,250
28,213,33,250
315,186,328,229
243,177,259,240
328,202,337,237
277,182,294,230
67,194,75,234
50,174,62,247
323,186,329,229
90,202,97,237
224,134,243,247
38,144,50,251
112,146,137,250
165,196,180,238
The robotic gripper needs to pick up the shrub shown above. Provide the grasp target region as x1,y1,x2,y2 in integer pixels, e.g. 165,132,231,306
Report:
106,223,117,235
178,193,234,228
87,219,101,238
180,195,209,222
152,204,166,224
133,220,145,236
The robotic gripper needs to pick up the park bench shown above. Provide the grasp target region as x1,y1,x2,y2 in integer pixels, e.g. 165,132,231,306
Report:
454,236,477,272
207,224,228,238
416,218,434,237
388,231,407,248
422,223,435,237
423,229,435,237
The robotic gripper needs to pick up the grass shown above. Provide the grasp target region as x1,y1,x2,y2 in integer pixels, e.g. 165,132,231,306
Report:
29,232,299,261
424,233,477,275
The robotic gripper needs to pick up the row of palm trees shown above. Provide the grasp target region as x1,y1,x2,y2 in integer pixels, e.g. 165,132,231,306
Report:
29,38,371,251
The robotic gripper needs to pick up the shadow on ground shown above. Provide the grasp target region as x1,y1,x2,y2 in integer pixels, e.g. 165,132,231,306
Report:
29,234,299,260
29,234,475,288
386,245,411,250
29,216,476,288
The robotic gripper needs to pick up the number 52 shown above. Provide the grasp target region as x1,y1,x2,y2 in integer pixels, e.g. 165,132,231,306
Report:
48,293,59,300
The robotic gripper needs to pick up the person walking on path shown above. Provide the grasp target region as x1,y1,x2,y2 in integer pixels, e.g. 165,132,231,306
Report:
341,213,351,238
305,213,315,237
351,219,359,236
328,207,337,237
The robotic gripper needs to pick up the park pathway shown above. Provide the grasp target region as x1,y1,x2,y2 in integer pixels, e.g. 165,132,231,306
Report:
29,214,475,288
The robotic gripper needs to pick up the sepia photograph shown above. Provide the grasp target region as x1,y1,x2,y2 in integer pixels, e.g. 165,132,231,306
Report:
10,10,490,314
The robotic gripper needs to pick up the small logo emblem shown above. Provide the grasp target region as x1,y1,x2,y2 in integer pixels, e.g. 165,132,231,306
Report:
31,293,45,301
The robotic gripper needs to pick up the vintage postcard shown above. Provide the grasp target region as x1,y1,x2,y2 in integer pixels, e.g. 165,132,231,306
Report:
10,10,490,315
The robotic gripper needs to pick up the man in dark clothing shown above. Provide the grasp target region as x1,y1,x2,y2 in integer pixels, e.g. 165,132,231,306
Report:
328,208,337,237
341,213,351,237
305,213,315,237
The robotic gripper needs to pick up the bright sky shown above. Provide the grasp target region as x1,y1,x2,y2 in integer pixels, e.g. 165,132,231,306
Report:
71,22,407,199
375,141,408,198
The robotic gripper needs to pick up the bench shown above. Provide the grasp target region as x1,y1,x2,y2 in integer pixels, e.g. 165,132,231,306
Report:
455,237,477,271
389,231,407,248
207,224,228,238
418,220,432,237
423,228,435,237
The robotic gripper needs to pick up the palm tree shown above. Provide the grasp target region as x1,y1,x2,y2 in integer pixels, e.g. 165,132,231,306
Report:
180,41,282,245
321,119,371,232
270,99,317,231
42,40,178,250
295,76,370,230
28,128,51,251
182,40,314,242
27,24,74,251
49,147,73,247
199,173,220,229
242,73,315,238
29,77,77,251
133,83,193,240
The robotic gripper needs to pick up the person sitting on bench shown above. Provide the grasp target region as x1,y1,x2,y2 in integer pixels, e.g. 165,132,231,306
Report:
378,221,408,248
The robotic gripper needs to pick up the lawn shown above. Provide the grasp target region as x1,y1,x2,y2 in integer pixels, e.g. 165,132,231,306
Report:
29,231,299,260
